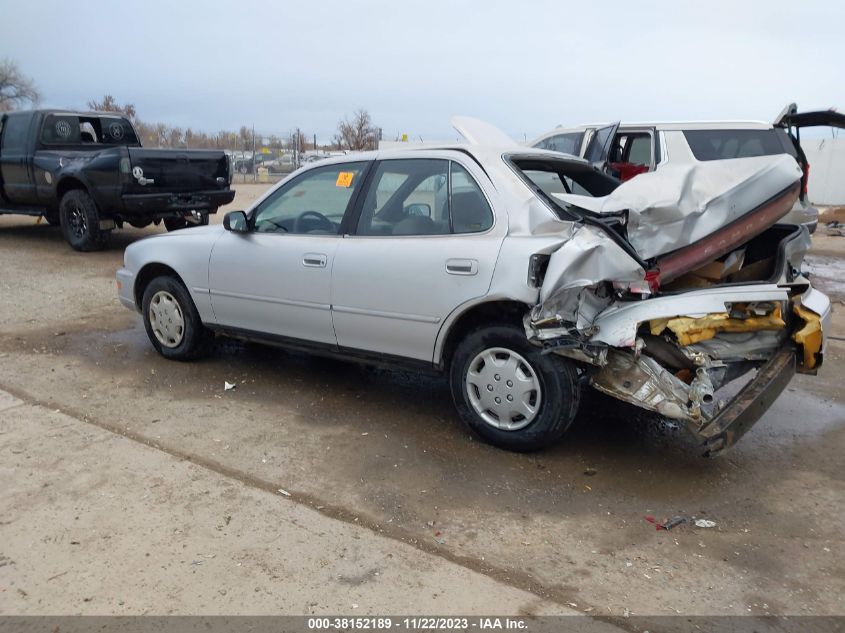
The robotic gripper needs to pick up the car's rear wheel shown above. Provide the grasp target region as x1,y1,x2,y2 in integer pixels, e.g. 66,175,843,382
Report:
141,276,209,360
59,189,110,251
449,324,580,451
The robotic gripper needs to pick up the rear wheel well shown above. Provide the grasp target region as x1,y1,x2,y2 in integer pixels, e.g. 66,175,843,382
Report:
439,300,530,370
134,263,182,307
56,177,87,200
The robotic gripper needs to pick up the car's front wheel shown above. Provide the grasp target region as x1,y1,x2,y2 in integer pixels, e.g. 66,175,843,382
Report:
141,276,209,360
449,324,580,451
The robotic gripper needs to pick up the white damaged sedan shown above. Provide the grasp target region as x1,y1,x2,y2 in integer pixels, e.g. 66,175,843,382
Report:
117,117,830,455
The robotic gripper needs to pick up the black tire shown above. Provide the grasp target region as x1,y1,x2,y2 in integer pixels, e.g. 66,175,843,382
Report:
449,324,580,452
164,216,188,232
141,276,209,361
59,189,110,251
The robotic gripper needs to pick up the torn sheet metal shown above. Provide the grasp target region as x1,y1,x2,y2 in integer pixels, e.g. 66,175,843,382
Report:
551,155,802,259
531,225,644,332
590,350,699,422
588,285,790,348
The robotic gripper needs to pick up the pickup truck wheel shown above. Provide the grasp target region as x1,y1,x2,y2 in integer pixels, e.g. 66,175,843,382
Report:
141,276,208,361
449,324,580,452
59,190,110,251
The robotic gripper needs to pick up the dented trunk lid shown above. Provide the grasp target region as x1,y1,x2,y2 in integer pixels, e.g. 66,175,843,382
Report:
542,154,802,275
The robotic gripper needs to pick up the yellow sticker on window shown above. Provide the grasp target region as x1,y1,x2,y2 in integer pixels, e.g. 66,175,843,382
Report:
336,171,354,188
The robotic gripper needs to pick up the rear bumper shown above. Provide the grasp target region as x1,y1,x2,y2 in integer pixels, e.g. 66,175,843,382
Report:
587,283,830,454
699,345,796,456
121,189,235,214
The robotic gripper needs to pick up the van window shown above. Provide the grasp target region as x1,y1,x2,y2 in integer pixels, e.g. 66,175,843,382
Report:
683,129,790,161
534,132,584,156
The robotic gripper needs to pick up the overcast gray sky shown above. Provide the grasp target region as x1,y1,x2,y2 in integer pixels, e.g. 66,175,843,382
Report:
2,0,843,142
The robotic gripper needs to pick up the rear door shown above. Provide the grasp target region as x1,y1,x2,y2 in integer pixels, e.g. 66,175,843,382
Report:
608,128,657,181
774,103,845,131
0,111,37,204
583,122,620,169
331,155,505,363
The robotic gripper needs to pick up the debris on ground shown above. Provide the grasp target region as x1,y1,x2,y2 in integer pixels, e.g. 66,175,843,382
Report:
584,468,597,476
277,488,291,497
645,515,688,530
224,381,236,391
694,519,717,528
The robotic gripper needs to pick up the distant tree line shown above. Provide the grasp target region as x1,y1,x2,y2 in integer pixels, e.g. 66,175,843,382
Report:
1,59,380,152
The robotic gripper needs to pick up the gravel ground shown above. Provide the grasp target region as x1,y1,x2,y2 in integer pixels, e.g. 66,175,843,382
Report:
0,187,843,617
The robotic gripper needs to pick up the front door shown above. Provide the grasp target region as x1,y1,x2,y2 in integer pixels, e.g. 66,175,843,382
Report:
208,161,368,346
0,111,36,204
331,157,505,362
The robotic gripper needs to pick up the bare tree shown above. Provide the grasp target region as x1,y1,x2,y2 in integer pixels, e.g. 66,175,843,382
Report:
86,94,136,120
0,58,40,112
238,126,253,151
335,109,377,151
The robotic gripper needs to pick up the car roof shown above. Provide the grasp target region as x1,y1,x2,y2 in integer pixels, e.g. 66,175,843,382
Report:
540,120,774,135
308,144,588,168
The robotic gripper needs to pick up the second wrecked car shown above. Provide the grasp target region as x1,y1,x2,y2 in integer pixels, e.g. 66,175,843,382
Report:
116,117,830,455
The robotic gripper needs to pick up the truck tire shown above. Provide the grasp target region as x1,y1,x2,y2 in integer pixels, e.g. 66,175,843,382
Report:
449,324,580,452
59,190,110,251
141,275,209,361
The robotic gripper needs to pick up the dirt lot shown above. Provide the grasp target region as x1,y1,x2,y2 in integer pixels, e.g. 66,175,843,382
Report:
0,186,843,617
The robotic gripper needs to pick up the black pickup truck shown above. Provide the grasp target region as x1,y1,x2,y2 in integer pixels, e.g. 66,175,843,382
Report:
0,109,235,250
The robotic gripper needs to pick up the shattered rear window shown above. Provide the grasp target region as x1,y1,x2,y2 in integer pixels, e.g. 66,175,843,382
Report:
512,158,619,199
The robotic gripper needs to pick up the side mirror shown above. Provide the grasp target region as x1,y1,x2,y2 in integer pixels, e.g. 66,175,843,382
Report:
405,203,431,218
223,210,249,232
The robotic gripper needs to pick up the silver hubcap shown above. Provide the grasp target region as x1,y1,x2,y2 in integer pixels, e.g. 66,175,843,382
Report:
148,291,185,348
465,347,542,431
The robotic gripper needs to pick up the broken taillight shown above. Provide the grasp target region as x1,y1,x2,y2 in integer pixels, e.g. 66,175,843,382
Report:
528,253,550,288
613,270,660,296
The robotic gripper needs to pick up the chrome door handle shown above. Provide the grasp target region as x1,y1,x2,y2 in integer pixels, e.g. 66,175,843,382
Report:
302,253,327,268
446,258,478,276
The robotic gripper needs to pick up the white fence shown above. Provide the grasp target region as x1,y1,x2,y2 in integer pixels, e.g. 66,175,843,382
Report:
803,137,845,206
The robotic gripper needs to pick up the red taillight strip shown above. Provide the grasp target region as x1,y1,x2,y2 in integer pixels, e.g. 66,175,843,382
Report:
654,181,800,284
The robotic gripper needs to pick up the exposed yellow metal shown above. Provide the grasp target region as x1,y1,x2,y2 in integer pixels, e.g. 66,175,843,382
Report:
650,305,785,346
792,301,823,370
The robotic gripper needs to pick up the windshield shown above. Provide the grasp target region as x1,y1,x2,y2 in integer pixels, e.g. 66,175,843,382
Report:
40,114,140,146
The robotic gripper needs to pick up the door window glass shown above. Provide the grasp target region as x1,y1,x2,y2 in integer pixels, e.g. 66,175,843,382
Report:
356,159,493,236
357,159,449,235
450,162,493,234
252,162,366,235
1,113,30,151
625,134,653,165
